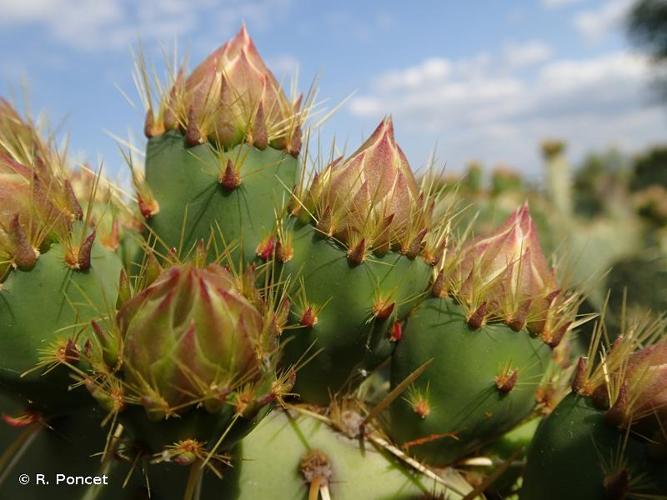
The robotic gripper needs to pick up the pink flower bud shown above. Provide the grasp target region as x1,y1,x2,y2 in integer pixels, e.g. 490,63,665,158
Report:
308,117,422,249
119,264,272,412
453,204,566,334
167,26,299,150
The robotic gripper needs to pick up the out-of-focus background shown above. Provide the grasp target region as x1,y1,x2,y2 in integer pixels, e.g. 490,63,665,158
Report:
0,0,665,321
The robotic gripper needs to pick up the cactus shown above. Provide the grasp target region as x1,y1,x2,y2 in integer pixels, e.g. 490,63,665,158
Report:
136,26,306,265
541,139,572,216
279,118,442,404
3,22,666,500
522,313,667,499
385,204,580,466
0,100,122,415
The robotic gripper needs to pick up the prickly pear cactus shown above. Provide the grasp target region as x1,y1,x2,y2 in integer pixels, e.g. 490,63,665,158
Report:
386,205,580,465
136,26,306,265
522,315,667,500
0,100,122,415
279,118,443,404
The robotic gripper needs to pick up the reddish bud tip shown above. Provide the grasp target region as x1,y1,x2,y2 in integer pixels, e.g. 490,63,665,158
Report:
347,238,366,266
389,321,403,342
144,111,155,138
300,306,318,328
256,237,275,261
219,159,241,191
432,271,446,298
2,411,41,427
185,108,203,147
467,302,488,330
253,103,268,150
405,228,428,259
571,356,588,394
412,399,431,419
9,214,38,270
138,195,160,219
75,230,96,271
605,384,629,428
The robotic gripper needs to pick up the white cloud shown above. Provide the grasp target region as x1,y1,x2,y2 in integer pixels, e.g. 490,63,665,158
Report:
574,0,633,41
0,0,289,51
542,0,587,8
267,54,300,80
503,41,553,68
348,48,665,175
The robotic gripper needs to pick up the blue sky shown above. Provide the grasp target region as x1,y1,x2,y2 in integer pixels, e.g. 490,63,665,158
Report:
0,0,665,183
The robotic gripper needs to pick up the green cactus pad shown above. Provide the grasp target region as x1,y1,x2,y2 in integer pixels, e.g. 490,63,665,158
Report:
522,393,667,500
144,130,297,263
388,297,551,466
281,222,432,405
145,409,473,499
0,242,122,414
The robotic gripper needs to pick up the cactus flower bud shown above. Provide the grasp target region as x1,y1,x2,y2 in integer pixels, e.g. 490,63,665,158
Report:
306,117,423,250
119,263,273,416
157,25,301,151
451,203,574,341
607,339,667,429
0,104,83,270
